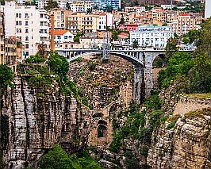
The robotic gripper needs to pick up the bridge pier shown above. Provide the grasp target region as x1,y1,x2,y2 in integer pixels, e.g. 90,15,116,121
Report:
144,52,161,97
133,65,144,104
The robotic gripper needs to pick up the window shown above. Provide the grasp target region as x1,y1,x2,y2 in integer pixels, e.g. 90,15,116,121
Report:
64,36,68,39
16,21,18,25
25,29,28,33
16,13,18,18
25,51,29,56
25,21,28,26
19,21,22,25
19,13,21,18
25,13,29,18
57,36,61,39
25,44,29,48
25,36,29,41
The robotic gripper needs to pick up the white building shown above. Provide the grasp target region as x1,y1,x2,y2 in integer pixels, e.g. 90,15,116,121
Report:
0,1,50,58
68,0,92,12
54,29,74,43
130,26,174,49
38,0,68,9
98,13,113,31
205,0,211,19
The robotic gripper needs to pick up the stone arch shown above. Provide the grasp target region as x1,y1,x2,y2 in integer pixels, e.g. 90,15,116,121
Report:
152,54,167,68
97,120,108,138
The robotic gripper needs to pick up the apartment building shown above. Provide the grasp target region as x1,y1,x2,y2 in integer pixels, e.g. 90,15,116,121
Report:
68,0,92,12
0,1,50,58
5,36,22,72
49,8,72,29
169,13,200,36
98,13,113,31
130,25,173,49
125,6,145,13
68,12,98,34
38,0,68,9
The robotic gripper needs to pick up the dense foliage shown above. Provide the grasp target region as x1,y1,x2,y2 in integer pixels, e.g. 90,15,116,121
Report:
159,18,211,93
109,92,164,168
18,51,79,99
38,144,102,169
0,65,14,89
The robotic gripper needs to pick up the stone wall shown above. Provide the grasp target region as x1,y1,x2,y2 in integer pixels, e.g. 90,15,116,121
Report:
1,76,90,169
88,81,133,148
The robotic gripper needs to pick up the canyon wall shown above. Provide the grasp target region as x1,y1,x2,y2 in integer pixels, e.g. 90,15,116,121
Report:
148,95,211,169
1,76,90,169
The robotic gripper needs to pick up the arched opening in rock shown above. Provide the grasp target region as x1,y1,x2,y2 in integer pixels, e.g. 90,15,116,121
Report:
98,120,107,126
97,125,107,138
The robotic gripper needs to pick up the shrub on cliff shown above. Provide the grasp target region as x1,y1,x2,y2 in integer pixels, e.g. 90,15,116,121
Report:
0,64,14,90
38,144,102,169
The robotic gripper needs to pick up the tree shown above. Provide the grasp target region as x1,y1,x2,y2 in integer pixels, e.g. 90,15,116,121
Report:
73,32,83,43
119,16,125,25
45,0,58,10
195,18,211,57
38,145,102,169
162,22,167,26
133,39,138,48
164,37,178,61
86,8,92,14
93,5,98,10
66,2,70,10
112,30,120,40
38,144,72,169
0,64,14,166
48,51,69,78
0,65,14,91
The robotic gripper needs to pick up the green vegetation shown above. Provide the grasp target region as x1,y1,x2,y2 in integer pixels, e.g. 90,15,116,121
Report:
110,92,164,154
0,65,14,169
73,32,83,43
45,0,58,10
167,114,181,129
18,51,79,100
38,144,102,169
132,40,138,49
164,37,178,61
157,52,193,89
88,62,96,71
0,64,14,90
159,18,211,93
184,93,211,98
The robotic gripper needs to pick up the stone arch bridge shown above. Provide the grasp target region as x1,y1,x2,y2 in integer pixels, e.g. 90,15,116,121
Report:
57,49,193,104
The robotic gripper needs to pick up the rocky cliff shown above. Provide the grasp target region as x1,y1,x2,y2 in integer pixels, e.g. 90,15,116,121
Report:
1,76,90,169
148,95,211,169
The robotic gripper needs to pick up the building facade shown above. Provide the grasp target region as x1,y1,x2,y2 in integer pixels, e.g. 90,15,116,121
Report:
130,25,173,49
168,13,201,36
205,0,211,18
68,12,99,34
0,1,50,58
49,9,72,30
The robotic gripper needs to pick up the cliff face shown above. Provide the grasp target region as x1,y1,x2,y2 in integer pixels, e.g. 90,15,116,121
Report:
1,76,90,168
148,95,211,169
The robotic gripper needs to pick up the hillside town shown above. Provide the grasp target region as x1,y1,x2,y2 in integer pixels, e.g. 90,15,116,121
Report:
0,0,208,72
